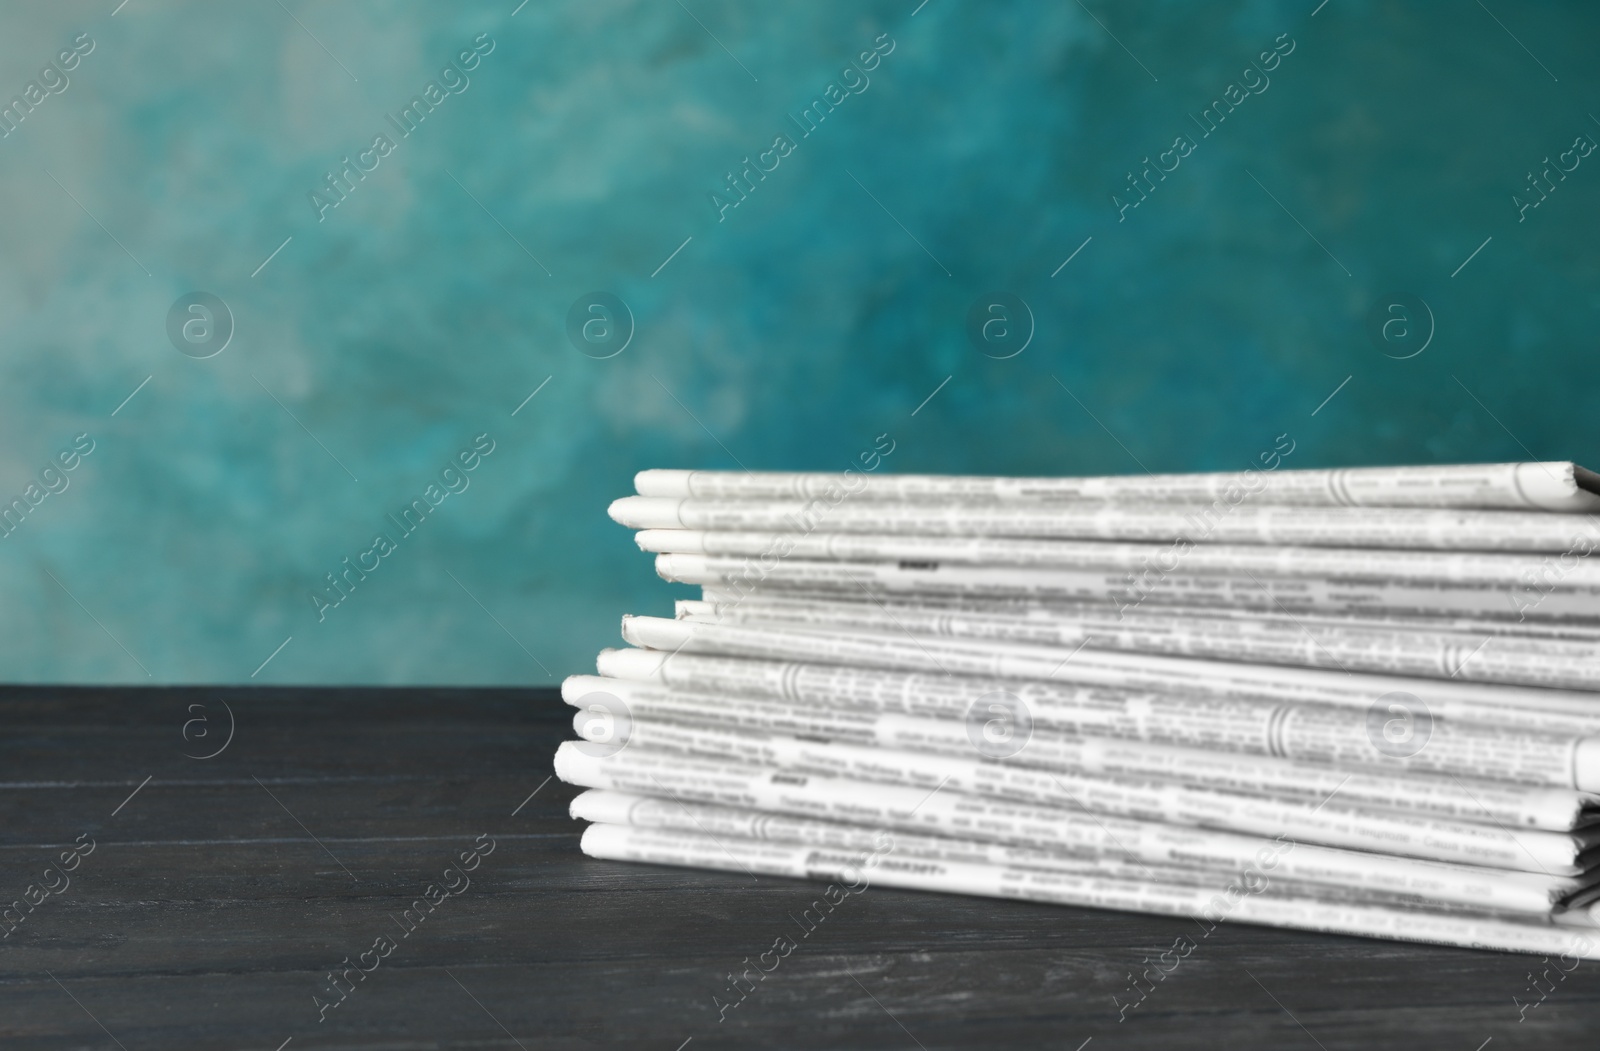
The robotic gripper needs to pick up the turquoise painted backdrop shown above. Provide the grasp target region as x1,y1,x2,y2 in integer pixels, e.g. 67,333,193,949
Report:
2,1,1596,684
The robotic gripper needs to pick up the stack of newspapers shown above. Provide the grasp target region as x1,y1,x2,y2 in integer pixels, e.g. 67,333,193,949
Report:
554,461,1600,955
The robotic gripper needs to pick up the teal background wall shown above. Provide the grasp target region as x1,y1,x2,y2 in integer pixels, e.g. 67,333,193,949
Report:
1,1,1596,684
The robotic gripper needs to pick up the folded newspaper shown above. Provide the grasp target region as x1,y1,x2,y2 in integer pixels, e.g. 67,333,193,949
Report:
556,462,1600,956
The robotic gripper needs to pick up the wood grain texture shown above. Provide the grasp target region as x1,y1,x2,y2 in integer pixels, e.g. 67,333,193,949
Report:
1,685,1596,1049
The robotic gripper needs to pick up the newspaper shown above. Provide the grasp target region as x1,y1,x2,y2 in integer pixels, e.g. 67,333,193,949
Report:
592,651,1600,815
633,463,1600,512
563,673,1599,828
570,789,1589,915
610,496,1597,552
660,553,1600,622
560,725,1599,873
579,822,1599,956
680,595,1600,653
693,586,1600,643
676,595,1600,690
637,528,1600,590
555,750,1590,912
613,617,1600,739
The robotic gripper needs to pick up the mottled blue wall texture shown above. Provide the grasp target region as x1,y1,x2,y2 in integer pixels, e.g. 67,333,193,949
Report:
2,1,1596,683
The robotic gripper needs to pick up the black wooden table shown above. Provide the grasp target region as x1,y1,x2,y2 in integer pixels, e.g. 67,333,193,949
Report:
3,686,1596,1049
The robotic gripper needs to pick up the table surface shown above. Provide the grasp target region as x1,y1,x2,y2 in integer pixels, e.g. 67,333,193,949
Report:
3,686,1597,1050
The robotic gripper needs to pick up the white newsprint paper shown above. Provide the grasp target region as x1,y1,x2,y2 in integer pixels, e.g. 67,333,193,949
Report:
563,673,1600,829
633,462,1600,512
635,528,1600,592
579,822,1599,956
570,789,1590,915
693,587,1600,642
557,753,1595,914
612,616,1600,741
589,652,1600,826
582,463,1600,956
610,497,1597,553
674,595,1600,690
657,552,1600,622
558,733,1600,874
